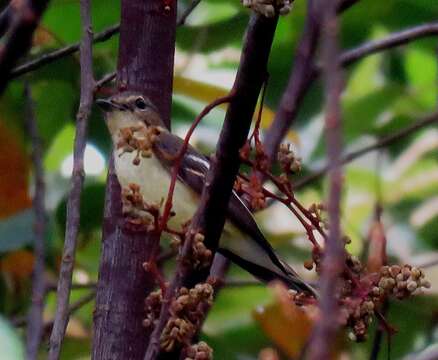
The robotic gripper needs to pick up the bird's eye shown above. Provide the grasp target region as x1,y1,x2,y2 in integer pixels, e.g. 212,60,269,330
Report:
135,97,147,109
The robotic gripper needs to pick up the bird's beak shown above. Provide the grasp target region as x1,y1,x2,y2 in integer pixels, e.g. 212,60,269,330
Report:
96,99,123,112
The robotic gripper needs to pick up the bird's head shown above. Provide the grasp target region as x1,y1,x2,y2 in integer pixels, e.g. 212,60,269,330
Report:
96,91,165,142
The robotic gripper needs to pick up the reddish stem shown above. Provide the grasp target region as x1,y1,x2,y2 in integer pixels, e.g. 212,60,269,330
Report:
159,93,235,231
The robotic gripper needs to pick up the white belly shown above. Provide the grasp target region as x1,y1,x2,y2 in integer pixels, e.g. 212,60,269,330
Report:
113,150,198,229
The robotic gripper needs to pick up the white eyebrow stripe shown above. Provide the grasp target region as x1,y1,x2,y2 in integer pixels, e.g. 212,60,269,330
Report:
187,154,210,169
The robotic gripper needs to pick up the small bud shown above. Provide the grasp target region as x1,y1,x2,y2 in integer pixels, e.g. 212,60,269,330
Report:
421,280,431,289
406,281,417,292
304,260,314,270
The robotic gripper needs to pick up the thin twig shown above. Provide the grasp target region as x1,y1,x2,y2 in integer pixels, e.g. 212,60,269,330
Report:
159,93,235,230
94,71,116,93
177,0,202,26
0,0,49,95
370,301,389,360
307,0,345,358
263,0,358,165
0,4,11,38
338,22,438,69
295,110,438,189
12,291,95,329
48,0,95,358
263,17,438,166
263,0,322,165
144,13,279,359
24,85,47,360
10,0,202,80
46,282,97,292
10,24,119,79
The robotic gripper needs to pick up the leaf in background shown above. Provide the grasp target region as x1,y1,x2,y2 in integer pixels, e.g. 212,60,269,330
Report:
202,323,271,360
174,75,299,143
31,80,76,146
254,282,315,359
0,210,34,253
361,296,438,359
0,121,31,218
44,124,75,172
404,47,437,110
0,316,24,360
55,183,105,236
176,14,248,53
0,249,34,280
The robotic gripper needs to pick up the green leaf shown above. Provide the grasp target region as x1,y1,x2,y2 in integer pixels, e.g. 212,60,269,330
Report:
0,210,34,253
0,316,24,360
176,14,249,53
404,47,437,109
55,183,105,236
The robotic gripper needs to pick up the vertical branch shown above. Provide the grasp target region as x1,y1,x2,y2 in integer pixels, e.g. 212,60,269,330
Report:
145,13,279,360
262,0,358,166
0,0,49,95
263,0,321,164
48,0,95,358
92,1,177,359
24,85,47,360
0,5,11,38
307,0,345,359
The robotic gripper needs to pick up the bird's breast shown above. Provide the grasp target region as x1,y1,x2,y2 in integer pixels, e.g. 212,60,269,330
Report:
113,149,198,229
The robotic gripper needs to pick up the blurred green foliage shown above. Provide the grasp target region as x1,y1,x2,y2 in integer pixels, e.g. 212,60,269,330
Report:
0,0,437,358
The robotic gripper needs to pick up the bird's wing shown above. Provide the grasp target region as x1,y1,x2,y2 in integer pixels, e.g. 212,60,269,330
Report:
153,130,316,295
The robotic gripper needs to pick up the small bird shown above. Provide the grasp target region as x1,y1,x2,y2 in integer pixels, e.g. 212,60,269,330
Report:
97,91,315,296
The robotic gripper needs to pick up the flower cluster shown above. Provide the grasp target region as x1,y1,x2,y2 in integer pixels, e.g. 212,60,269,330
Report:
277,143,302,175
143,289,163,329
377,264,430,299
187,232,213,269
160,283,214,352
299,247,431,341
116,125,162,165
121,183,160,231
184,341,213,360
241,0,293,17
234,175,267,211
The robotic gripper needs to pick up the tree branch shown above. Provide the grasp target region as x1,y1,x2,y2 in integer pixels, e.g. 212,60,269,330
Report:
48,0,94,358
0,4,11,38
10,24,119,80
263,0,358,165
178,0,202,26
9,0,202,81
92,0,177,359
332,21,438,70
0,0,49,95
295,110,438,189
144,13,278,359
307,0,345,358
24,85,47,360
263,11,438,168
263,0,322,165
13,291,95,330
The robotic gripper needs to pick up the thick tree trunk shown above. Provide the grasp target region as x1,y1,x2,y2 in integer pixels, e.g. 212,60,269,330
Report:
92,1,176,359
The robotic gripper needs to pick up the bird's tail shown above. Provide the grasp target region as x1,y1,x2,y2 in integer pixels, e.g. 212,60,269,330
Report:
217,248,318,298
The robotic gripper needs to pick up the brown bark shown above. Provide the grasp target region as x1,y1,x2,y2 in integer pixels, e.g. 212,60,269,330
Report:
92,1,176,359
